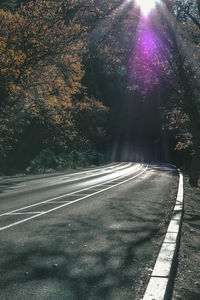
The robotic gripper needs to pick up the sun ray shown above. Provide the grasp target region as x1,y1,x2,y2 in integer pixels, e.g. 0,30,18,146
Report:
135,0,160,16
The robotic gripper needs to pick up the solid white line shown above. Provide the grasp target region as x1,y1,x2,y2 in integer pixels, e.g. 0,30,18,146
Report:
9,185,26,189
0,164,143,217
1,163,123,192
57,163,132,182
1,163,121,182
0,165,148,231
68,194,89,197
7,163,130,193
47,201,72,204
6,212,44,215
59,162,123,178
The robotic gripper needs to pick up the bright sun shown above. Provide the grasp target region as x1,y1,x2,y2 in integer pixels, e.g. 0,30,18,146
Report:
135,0,159,16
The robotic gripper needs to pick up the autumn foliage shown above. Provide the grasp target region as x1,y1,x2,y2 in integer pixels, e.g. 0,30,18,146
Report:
0,0,199,184
0,0,109,172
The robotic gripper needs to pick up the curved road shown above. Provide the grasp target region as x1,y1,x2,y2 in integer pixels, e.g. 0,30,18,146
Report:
0,162,178,299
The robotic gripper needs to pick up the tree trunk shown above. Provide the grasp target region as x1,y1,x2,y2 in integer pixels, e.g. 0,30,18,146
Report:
197,0,200,17
189,151,200,187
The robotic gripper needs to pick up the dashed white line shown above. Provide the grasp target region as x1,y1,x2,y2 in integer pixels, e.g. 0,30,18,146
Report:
0,165,148,231
47,201,72,204
9,185,26,189
55,163,132,183
0,163,143,217
6,212,44,215
55,163,124,179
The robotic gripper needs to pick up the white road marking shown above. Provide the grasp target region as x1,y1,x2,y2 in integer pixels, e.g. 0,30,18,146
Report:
65,194,88,197
1,163,123,192
7,163,128,192
9,185,26,189
55,163,132,182
47,201,72,204
56,163,123,179
0,164,148,231
6,212,44,215
0,163,142,217
61,177,70,180
0,163,120,183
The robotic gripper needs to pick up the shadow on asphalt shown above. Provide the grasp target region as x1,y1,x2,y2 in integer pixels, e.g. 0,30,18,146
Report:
0,180,25,193
0,204,162,299
181,290,200,300
0,165,178,299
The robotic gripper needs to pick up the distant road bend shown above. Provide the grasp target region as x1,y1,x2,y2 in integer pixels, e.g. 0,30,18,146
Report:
0,162,178,300
0,163,146,230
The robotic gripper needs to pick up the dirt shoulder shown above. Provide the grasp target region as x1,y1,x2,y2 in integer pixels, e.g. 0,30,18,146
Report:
172,175,200,300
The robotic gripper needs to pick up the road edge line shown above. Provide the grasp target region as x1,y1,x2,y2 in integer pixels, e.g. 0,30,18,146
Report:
0,165,148,231
142,169,184,300
0,164,143,217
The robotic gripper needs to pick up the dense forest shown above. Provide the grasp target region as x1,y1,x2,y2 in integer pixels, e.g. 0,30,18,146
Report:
0,0,200,186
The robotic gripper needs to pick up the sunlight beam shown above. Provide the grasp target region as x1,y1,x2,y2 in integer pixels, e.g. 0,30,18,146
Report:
135,0,160,16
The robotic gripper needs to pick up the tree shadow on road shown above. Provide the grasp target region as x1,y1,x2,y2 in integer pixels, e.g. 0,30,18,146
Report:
0,167,178,300
0,199,170,300
0,180,24,193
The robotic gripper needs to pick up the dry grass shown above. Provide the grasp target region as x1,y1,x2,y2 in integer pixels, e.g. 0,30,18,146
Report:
172,176,200,300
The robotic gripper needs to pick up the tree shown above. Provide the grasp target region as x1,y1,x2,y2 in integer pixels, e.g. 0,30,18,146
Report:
73,96,109,152
0,0,109,172
0,0,17,10
149,6,200,185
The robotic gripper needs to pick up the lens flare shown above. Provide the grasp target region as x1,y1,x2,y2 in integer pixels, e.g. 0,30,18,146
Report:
135,0,160,16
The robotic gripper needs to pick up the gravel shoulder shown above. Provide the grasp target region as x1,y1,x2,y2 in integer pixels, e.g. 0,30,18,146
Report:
172,175,200,300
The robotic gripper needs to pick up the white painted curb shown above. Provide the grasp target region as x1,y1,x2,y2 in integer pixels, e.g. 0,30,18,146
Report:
142,169,184,300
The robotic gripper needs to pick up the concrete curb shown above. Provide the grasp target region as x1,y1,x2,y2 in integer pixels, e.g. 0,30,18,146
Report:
142,169,184,300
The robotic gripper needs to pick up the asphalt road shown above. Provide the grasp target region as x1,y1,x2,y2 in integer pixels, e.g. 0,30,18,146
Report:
0,162,178,300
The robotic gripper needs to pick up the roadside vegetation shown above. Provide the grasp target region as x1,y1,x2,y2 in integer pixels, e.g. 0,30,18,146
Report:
26,149,105,174
0,0,199,185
